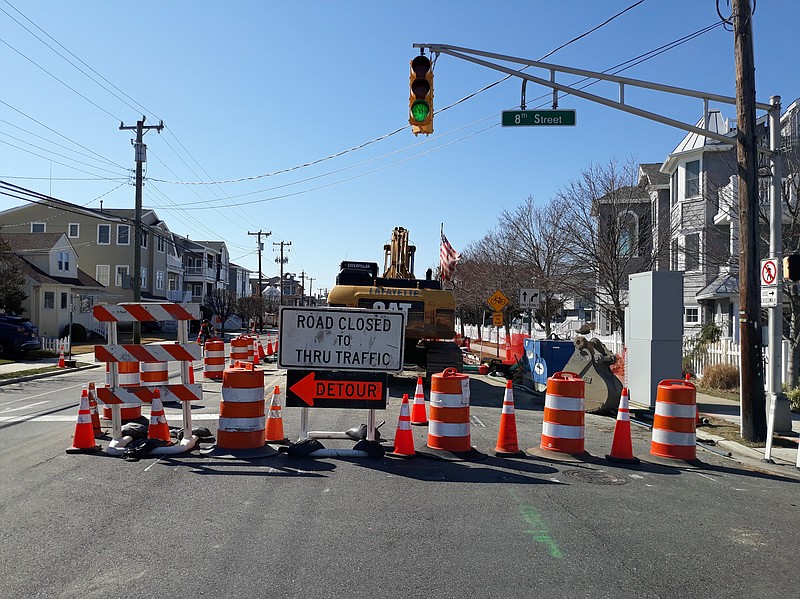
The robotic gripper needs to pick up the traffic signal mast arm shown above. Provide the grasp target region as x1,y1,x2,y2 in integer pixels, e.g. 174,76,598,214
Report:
413,43,775,154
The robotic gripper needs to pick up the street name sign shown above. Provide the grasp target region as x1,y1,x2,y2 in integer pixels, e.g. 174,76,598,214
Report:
501,109,576,127
278,306,405,372
286,370,388,409
519,288,540,309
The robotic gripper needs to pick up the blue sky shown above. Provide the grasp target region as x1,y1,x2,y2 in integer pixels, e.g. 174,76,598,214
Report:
1,1,797,294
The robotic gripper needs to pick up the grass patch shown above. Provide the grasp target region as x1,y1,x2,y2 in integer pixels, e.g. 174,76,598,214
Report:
699,416,797,449
0,362,92,381
697,386,740,402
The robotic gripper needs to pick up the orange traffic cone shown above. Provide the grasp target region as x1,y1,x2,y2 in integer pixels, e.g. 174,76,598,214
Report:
265,337,274,356
606,387,640,464
494,379,523,456
188,362,195,384
58,344,65,368
410,377,428,425
66,390,100,453
147,389,172,444
252,344,259,368
265,386,289,443
257,340,266,363
87,383,102,436
388,394,415,458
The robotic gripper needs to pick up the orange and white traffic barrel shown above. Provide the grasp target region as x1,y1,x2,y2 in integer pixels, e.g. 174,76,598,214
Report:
140,361,169,387
540,371,585,454
650,379,697,461
427,368,471,452
203,339,225,380
103,362,142,421
230,336,249,364
217,364,266,450
246,336,255,364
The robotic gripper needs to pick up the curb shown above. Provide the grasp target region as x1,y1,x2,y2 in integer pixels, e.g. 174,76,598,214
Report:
0,363,104,387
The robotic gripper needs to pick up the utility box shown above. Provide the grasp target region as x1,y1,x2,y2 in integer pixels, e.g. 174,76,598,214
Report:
625,271,684,409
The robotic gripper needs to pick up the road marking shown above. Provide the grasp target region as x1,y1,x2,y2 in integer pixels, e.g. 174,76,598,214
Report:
2,381,88,401
0,413,223,423
470,414,486,428
1,401,50,413
509,489,563,558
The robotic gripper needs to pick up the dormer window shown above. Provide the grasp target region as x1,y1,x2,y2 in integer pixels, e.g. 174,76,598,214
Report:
57,251,70,272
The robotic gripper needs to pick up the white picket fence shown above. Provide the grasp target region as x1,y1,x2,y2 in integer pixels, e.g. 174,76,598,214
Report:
40,336,70,354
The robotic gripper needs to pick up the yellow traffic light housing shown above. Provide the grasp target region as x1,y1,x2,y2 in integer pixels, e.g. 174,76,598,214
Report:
784,254,800,282
409,55,433,135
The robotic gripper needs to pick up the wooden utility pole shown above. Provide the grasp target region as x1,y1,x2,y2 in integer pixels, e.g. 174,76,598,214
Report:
273,240,291,306
248,230,271,331
119,116,163,344
733,0,766,441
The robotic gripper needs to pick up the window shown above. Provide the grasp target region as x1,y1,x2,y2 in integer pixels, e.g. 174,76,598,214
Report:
671,239,679,270
96,265,110,287
618,211,638,256
685,307,699,324
684,233,700,271
115,265,130,287
68,223,80,238
141,267,147,290
57,251,70,272
60,292,68,310
141,231,148,249
31,222,45,233
44,291,55,309
156,270,164,290
671,171,678,206
192,284,202,297
685,160,700,197
117,225,130,245
168,277,177,291
98,224,111,245
157,235,165,253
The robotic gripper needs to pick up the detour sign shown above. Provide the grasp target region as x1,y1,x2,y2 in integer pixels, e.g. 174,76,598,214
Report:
286,370,388,409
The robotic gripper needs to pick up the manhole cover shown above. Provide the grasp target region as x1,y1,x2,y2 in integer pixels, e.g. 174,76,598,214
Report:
563,469,629,485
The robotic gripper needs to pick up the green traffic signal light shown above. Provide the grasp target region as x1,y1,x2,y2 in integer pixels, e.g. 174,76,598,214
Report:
410,100,430,123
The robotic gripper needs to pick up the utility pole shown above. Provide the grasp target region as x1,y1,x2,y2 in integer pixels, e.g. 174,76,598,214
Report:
307,277,315,305
273,241,291,307
248,230,271,331
299,271,306,306
733,0,766,442
119,116,163,344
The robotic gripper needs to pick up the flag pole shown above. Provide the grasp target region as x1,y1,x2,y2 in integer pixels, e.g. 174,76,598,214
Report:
439,223,444,284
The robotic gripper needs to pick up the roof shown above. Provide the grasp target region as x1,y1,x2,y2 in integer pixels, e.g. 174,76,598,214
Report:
11,254,104,289
671,111,734,155
639,163,669,188
0,232,66,251
696,270,739,301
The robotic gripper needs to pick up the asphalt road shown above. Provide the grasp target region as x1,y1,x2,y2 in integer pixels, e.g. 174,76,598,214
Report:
1,365,799,599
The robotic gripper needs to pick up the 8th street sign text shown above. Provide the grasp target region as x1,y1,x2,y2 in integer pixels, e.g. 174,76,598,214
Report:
278,306,405,372
501,109,577,127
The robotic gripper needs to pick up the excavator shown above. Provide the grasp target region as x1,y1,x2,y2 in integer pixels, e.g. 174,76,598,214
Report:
327,227,463,377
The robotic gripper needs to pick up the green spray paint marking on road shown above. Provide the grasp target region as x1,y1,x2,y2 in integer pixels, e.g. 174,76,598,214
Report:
510,490,563,558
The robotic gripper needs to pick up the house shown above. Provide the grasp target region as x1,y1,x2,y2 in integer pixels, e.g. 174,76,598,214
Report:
173,236,230,303
0,200,182,305
0,233,104,337
228,262,252,299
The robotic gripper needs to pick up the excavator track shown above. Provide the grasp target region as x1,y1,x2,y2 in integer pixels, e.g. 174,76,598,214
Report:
424,341,464,378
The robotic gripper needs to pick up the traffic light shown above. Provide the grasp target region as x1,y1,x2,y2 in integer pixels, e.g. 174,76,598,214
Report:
409,55,433,135
784,254,800,282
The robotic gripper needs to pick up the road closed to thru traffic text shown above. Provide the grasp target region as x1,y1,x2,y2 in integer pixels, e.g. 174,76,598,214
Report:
278,306,406,372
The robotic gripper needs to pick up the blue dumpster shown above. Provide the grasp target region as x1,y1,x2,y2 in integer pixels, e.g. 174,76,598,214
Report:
524,338,575,392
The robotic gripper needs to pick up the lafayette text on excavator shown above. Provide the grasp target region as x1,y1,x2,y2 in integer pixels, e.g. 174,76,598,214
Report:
327,227,463,377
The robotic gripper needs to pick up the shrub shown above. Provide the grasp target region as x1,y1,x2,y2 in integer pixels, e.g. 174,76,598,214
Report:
61,323,87,342
701,363,739,390
786,387,800,413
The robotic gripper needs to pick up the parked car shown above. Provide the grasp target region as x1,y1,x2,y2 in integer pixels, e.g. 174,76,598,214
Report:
0,315,41,356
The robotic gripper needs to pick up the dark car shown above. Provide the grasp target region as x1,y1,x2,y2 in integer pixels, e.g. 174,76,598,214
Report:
0,315,41,356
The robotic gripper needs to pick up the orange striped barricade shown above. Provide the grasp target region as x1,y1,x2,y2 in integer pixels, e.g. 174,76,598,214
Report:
539,372,586,456
204,339,225,380
206,363,275,458
103,362,141,421
230,336,249,365
650,379,697,462
426,368,484,460
92,302,202,456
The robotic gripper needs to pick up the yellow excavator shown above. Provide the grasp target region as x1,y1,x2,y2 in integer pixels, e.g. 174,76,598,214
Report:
327,227,463,377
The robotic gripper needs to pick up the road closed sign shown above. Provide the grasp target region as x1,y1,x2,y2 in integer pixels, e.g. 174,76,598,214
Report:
278,306,405,372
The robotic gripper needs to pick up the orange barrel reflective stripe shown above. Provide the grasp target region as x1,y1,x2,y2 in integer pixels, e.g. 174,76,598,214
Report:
140,361,168,387
217,365,266,450
540,371,585,454
103,362,141,421
650,379,697,461
427,368,471,452
246,336,255,364
203,339,225,380
230,336,249,364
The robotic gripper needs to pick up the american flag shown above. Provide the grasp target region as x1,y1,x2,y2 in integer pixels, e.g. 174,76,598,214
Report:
439,230,461,282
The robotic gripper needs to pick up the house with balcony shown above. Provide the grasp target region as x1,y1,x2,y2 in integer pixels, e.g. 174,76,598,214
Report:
229,262,252,299
0,232,104,337
174,236,230,303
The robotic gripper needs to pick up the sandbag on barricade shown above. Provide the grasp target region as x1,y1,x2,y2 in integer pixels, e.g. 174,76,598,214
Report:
561,336,623,414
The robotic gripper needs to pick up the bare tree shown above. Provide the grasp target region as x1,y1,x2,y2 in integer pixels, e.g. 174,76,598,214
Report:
203,289,238,336
557,158,655,341
237,295,267,332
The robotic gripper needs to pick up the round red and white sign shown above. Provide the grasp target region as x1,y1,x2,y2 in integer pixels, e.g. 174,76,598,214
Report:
761,258,778,286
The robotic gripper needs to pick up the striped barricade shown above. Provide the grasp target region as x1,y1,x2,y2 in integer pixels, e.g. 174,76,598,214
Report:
97,384,203,405
92,302,200,323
